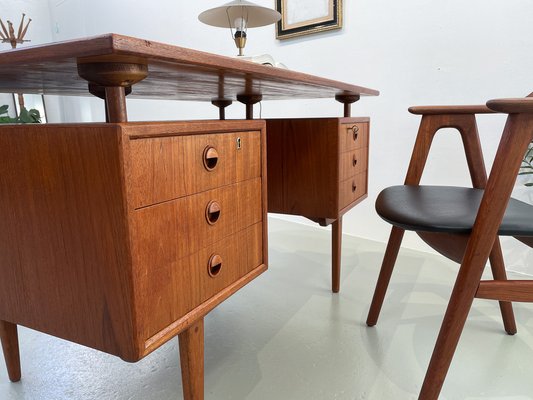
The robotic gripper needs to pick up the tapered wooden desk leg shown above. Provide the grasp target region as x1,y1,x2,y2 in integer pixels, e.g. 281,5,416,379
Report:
367,226,405,326
179,318,204,400
0,320,21,382
332,218,342,293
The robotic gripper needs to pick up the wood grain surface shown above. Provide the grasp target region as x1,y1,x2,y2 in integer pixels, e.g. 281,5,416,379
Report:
0,33,379,101
0,120,268,363
266,118,369,220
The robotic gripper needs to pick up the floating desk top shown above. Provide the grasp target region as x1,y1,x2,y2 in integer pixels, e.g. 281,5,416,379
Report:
0,33,379,102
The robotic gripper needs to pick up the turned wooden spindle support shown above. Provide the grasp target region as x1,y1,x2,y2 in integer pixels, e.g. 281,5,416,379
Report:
335,93,360,118
237,94,263,120
211,99,233,120
77,60,148,123
88,83,132,123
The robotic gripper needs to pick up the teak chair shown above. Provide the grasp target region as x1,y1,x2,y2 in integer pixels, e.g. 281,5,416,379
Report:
366,96,533,399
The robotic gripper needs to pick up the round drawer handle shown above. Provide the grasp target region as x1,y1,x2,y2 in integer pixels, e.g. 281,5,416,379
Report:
208,254,223,278
351,125,359,141
205,200,221,225
352,182,357,193
352,155,358,167
203,146,219,171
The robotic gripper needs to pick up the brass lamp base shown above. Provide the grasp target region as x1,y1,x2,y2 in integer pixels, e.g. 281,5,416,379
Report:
234,35,246,56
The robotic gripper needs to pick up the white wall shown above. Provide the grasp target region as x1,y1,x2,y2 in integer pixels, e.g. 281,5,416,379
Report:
0,0,53,115
9,0,533,272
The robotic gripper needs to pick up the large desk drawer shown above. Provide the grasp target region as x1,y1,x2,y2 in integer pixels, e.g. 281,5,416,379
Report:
129,130,261,208
138,222,263,339
131,178,263,268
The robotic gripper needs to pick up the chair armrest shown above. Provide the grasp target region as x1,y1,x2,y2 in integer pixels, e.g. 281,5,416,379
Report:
486,98,533,114
408,105,496,115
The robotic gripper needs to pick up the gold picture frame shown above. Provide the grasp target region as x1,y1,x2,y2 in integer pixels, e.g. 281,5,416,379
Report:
276,0,342,40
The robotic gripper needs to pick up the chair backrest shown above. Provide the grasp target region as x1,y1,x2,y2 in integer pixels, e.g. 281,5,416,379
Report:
462,99,533,273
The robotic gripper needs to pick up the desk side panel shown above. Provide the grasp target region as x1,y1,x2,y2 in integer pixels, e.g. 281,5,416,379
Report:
0,124,137,360
266,118,340,220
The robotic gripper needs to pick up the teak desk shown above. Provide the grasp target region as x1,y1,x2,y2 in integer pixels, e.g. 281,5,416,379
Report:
0,34,378,399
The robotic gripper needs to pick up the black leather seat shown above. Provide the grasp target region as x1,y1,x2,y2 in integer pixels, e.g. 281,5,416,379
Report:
376,185,533,236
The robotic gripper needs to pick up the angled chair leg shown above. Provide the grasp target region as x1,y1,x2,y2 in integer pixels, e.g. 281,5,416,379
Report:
419,259,485,400
416,233,517,335
0,320,21,382
367,226,405,326
415,238,517,399
488,239,517,335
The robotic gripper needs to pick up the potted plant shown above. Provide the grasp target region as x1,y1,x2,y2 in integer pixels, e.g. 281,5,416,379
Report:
0,104,41,123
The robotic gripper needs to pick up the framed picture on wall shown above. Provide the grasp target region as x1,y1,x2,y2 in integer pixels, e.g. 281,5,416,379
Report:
276,0,342,40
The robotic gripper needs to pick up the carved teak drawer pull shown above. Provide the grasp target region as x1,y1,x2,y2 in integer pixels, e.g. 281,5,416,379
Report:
203,146,219,171
352,182,357,193
208,254,223,277
352,155,358,167
350,125,359,141
205,200,221,225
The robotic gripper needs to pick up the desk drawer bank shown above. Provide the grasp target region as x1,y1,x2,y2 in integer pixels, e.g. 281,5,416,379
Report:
0,120,267,387
266,117,369,292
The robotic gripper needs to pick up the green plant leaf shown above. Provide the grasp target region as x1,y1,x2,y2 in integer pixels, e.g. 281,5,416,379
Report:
0,105,41,124
18,107,31,123
28,108,41,123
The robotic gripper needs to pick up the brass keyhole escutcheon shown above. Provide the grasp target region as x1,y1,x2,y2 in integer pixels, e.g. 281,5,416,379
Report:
236,137,242,150
351,125,359,141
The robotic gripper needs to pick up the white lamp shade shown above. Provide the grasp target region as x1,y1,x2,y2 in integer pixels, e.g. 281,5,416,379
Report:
198,0,281,29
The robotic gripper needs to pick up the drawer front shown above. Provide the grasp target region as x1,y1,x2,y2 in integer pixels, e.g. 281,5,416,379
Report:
339,171,367,209
339,147,368,181
340,122,368,152
138,222,264,339
132,178,262,267
129,131,261,208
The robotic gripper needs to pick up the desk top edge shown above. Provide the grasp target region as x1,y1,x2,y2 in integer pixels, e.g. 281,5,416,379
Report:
0,33,379,98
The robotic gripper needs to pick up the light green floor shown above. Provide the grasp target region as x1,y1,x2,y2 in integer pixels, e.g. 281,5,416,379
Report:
1,217,533,399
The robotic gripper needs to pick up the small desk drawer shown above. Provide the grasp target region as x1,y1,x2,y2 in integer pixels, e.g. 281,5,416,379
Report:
129,131,261,208
339,171,367,209
339,147,368,182
340,122,368,151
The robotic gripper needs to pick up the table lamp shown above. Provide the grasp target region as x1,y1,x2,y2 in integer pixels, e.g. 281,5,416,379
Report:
198,0,281,56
